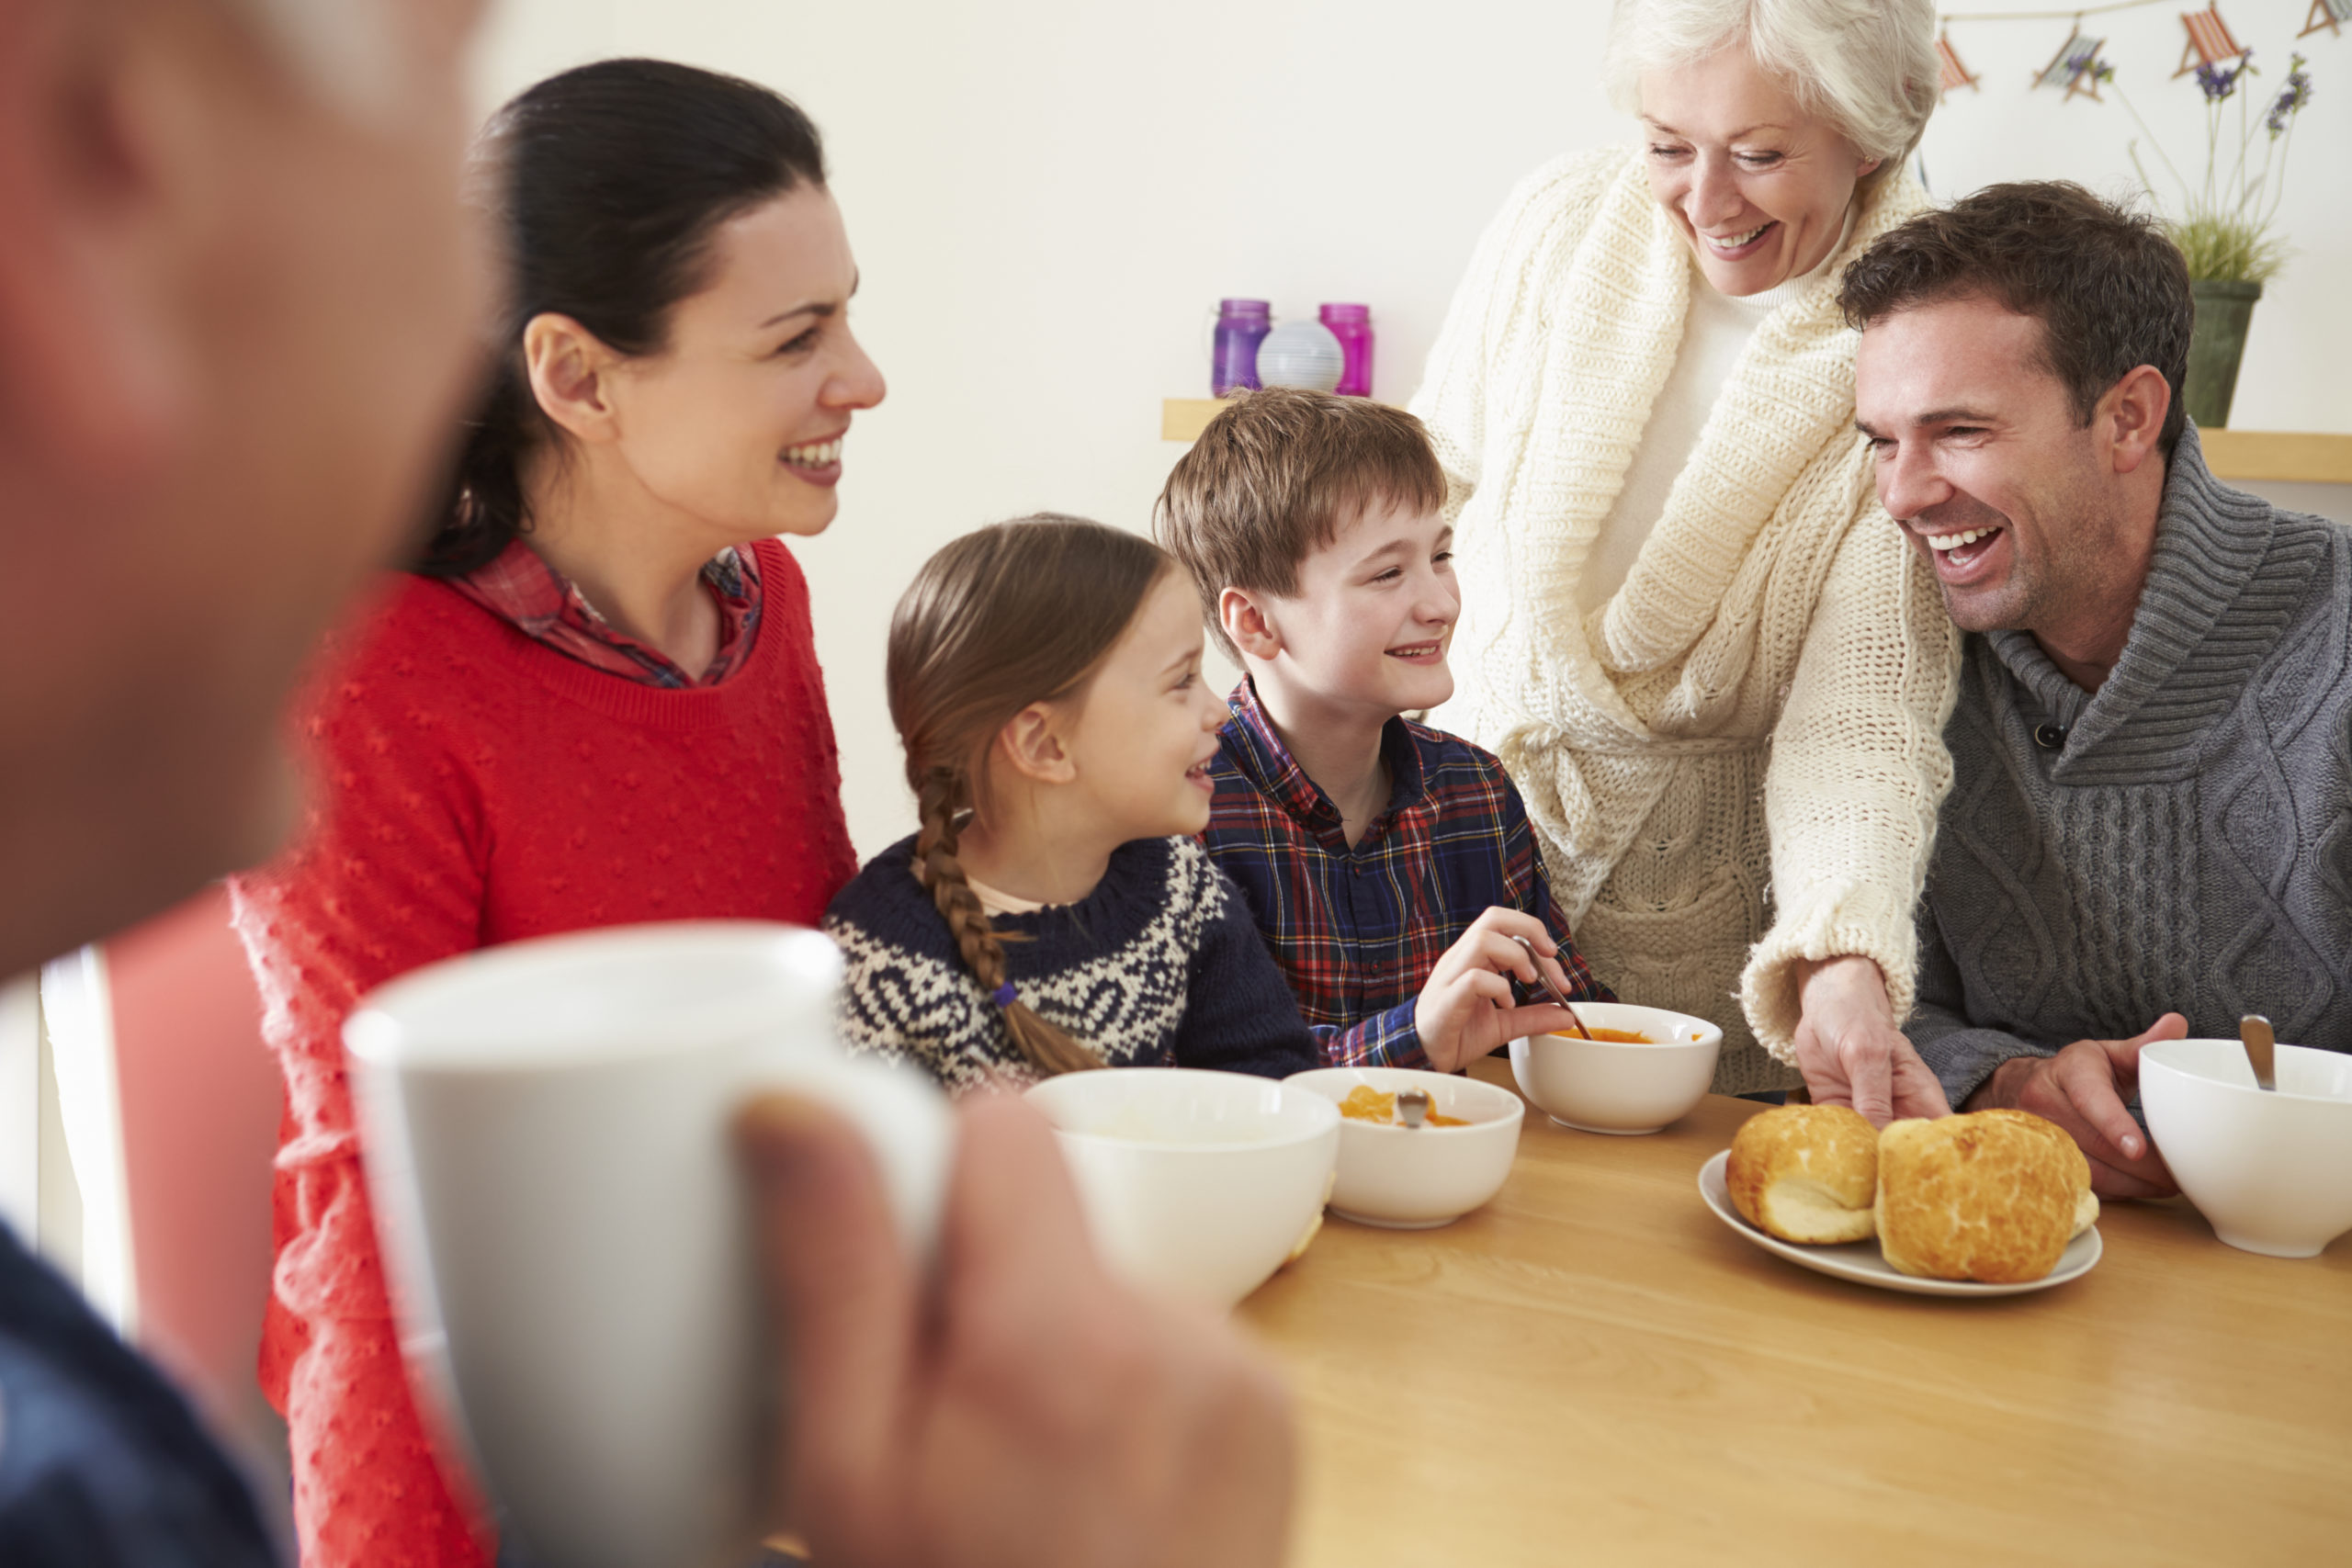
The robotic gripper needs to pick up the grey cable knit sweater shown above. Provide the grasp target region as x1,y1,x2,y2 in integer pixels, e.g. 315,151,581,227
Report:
1909,428,2352,1105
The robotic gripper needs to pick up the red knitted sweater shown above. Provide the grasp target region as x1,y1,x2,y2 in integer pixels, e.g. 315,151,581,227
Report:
228,538,854,1568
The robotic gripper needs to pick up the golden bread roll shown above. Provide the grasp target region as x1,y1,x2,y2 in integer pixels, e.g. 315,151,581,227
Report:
1993,1110,2103,1240
1725,1104,1879,1244
1874,1110,2095,1282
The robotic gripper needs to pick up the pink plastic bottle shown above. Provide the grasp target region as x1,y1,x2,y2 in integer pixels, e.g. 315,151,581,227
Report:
1318,303,1374,397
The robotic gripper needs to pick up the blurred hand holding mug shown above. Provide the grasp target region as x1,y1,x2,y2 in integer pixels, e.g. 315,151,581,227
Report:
344,922,951,1568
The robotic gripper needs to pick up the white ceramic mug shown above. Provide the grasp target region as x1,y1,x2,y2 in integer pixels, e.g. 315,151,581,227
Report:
345,921,950,1568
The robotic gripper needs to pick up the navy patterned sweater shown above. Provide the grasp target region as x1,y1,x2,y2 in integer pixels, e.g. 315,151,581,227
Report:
825,834,1320,1092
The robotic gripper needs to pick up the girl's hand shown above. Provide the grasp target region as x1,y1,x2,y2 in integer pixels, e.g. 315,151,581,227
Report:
1791,955,1951,1126
1413,907,1581,1074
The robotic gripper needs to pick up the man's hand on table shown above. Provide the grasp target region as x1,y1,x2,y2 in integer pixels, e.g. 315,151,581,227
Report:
1964,1015,2185,1199
737,1089,1295,1568
1791,955,1951,1126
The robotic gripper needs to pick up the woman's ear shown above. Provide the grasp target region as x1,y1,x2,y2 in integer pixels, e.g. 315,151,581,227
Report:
1219,587,1283,662
994,703,1077,787
1855,154,1885,182
522,312,620,445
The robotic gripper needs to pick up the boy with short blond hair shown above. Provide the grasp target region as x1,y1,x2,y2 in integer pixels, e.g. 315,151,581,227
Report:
1156,387,1611,1072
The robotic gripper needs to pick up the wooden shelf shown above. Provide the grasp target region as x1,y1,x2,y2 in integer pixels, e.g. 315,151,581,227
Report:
1164,396,1403,440
1166,400,2352,484
2198,429,2352,484
1163,397,1234,441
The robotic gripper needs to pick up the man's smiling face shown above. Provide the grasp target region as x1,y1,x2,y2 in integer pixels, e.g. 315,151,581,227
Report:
1853,293,2134,637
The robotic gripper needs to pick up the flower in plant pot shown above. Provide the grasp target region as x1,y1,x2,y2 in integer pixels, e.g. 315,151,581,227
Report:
2118,51,2316,427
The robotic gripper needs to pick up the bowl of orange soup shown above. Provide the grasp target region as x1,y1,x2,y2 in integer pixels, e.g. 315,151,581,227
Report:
1283,1066,1524,1227
1509,1002,1722,1134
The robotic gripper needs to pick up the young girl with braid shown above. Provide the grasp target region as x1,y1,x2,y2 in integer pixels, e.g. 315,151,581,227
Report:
825,515,1321,1090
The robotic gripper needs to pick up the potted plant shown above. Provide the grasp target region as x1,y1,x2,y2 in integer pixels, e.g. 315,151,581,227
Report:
2117,51,2315,426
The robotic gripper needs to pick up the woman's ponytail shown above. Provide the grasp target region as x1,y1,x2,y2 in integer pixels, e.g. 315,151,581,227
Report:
415,359,535,578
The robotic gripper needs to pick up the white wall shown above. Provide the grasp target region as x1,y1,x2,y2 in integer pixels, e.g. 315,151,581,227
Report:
471,0,2352,860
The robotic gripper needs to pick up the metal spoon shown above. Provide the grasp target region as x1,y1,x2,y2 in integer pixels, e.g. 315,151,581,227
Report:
2240,1013,2278,1092
1510,934,1592,1041
1396,1087,1432,1129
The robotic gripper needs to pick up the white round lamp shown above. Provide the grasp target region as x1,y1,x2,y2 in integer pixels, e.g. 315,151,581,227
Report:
1254,319,1345,392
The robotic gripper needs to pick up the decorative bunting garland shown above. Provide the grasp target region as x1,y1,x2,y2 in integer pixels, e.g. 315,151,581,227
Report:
1934,1,2338,107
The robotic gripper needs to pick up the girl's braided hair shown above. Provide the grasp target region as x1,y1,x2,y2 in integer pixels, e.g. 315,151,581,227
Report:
887,515,1175,1077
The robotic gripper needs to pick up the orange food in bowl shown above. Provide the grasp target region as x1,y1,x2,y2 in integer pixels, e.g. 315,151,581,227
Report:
1578,1026,1651,1043
1337,1084,1467,1127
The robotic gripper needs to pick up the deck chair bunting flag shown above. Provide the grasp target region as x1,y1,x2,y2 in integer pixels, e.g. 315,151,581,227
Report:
1938,31,1981,94
2301,0,2350,39
2033,29,2110,101
2177,5,2251,76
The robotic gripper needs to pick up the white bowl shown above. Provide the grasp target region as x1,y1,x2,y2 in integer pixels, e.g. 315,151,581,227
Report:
1508,1002,1723,1134
2139,1039,2352,1258
1024,1068,1340,1307
1283,1066,1524,1228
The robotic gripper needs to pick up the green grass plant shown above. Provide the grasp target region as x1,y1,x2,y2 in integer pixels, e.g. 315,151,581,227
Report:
2164,209,2288,285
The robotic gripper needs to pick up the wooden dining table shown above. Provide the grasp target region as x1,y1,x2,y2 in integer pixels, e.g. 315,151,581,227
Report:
1237,1061,2352,1568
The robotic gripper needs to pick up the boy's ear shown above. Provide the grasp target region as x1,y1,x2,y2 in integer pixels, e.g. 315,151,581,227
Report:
1218,587,1283,662
994,703,1077,786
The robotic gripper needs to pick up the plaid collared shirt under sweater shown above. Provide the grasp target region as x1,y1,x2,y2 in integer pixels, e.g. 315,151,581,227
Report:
1201,679,1611,1070
446,539,763,686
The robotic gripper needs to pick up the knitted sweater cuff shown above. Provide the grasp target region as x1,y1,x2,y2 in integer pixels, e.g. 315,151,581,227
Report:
1738,879,1920,1062
1910,1025,2055,1111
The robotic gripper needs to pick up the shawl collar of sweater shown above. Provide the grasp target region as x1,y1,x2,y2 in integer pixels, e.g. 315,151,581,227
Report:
1541,155,1930,691
1984,425,2321,783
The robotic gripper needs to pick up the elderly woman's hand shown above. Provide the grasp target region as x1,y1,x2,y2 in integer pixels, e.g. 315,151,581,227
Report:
1790,955,1951,1126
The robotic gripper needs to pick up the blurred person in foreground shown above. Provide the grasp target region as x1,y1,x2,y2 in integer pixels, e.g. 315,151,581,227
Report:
0,1,1293,1563
1847,182,2352,1200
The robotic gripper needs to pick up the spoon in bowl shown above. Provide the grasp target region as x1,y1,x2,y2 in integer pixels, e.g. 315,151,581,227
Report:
1396,1087,1432,1129
1510,934,1592,1041
2239,1013,2278,1092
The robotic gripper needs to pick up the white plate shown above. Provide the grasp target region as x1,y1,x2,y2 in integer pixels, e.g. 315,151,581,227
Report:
1696,1150,2102,1298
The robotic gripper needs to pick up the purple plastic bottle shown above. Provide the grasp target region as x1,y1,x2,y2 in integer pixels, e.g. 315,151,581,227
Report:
1319,303,1374,397
1212,299,1272,397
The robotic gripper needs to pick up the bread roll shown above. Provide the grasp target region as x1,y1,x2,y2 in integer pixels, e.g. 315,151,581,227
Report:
1725,1104,1879,1244
1875,1110,2097,1282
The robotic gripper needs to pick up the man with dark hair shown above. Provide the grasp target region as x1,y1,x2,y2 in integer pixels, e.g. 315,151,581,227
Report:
1842,181,2352,1198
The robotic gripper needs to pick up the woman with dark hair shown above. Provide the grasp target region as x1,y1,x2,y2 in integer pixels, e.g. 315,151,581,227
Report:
229,60,883,1567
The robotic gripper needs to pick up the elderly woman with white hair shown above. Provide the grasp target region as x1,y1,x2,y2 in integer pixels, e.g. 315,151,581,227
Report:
1412,0,1958,1119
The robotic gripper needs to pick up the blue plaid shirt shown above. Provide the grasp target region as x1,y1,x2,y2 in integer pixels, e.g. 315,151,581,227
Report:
1201,679,1611,1068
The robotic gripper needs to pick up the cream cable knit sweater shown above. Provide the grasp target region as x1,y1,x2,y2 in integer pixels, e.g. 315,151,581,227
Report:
1412,148,1962,1092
